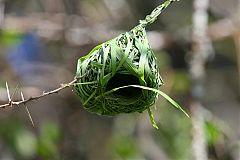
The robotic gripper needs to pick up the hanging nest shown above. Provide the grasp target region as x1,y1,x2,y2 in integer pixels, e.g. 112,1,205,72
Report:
74,0,188,128
74,25,163,115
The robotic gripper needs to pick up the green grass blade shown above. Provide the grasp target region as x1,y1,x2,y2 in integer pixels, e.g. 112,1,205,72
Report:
131,85,189,118
73,81,97,85
104,85,189,118
83,90,97,105
147,108,159,129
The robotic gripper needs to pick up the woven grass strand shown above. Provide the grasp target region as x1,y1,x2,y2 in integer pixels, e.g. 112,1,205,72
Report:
140,0,178,27
74,0,184,128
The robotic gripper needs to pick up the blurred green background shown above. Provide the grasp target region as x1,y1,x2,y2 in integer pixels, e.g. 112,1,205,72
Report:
0,0,239,159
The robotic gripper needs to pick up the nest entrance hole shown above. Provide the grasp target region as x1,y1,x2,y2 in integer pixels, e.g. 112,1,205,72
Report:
106,73,142,98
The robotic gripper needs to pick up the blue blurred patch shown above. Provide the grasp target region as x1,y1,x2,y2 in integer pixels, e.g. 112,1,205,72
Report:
6,32,43,78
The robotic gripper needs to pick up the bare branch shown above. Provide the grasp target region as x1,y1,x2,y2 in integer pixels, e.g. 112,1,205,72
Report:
0,78,78,109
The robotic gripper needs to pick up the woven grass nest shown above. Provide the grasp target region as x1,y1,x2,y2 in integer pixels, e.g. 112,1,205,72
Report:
74,0,188,128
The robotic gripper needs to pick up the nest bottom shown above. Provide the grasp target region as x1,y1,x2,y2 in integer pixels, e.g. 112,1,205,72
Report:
88,72,158,115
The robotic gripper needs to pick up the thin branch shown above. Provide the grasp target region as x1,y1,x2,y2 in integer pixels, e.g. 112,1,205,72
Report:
0,78,78,109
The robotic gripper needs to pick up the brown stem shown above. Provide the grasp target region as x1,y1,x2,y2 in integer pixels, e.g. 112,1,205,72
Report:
0,78,78,109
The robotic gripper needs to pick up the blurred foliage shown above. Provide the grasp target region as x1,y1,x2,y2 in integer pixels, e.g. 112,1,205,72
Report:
157,102,192,160
172,71,191,95
212,38,237,66
204,121,222,147
155,51,171,70
109,136,142,160
0,30,22,46
0,118,61,159
37,122,61,160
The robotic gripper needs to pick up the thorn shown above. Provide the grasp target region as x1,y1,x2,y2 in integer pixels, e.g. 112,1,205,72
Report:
25,106,35,127
21,92,35,127
20,92,24,100
5,82,11,102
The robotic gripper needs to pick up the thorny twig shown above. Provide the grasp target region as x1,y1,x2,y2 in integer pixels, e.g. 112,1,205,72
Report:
0,77,79,109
